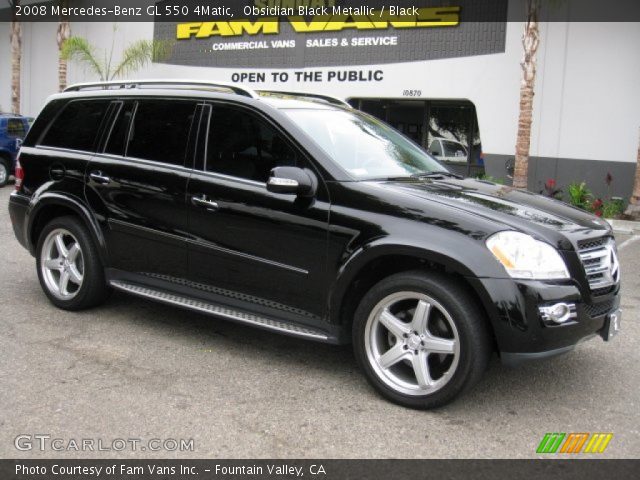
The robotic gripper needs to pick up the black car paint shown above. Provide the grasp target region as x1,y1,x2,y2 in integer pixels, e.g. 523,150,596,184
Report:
8,89,619,361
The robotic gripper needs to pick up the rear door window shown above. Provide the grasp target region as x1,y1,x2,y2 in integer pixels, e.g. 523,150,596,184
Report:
126,100,197,166
41,100,110,152
6,118,27,139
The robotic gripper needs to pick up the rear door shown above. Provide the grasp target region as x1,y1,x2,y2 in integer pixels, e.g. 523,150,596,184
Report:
85,98,200,279
185,103,331,322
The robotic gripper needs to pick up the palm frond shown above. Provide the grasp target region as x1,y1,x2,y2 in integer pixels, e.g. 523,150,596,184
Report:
110,40,154,80
152,39,174,63
61,36,105,81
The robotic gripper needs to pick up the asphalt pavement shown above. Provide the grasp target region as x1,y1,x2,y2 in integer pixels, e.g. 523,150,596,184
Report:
1,187,638,458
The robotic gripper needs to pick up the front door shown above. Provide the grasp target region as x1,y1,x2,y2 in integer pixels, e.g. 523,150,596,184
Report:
186,104,330,323
85,99,199,279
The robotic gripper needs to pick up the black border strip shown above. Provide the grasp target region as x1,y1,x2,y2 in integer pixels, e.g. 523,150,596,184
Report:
2,459,640,480
2,0,640,22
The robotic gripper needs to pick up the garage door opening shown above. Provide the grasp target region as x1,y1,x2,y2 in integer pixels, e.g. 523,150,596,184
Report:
348,98,484,178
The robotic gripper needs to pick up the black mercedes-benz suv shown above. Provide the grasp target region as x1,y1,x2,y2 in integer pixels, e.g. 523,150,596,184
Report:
8,80,622,408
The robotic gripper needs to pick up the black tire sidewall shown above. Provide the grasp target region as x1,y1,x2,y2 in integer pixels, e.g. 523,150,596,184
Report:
35,216,108,310
353,270,490,409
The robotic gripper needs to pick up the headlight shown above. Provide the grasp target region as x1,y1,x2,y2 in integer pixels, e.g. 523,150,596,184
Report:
486,231,569,280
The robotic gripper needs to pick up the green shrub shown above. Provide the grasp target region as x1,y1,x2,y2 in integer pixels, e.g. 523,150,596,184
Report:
567,182,592,210
601,198,625,219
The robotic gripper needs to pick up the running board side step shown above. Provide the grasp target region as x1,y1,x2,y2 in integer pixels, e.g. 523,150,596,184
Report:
109,280,331,342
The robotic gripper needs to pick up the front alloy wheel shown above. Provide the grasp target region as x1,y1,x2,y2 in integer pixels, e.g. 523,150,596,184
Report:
353,271,491,409
365,292,460,396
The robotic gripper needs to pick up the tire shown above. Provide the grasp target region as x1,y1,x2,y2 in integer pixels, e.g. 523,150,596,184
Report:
36,216,111,310
0,159,9,187
353,270,491,409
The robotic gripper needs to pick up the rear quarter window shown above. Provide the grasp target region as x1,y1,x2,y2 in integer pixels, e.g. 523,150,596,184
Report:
40,100,110,152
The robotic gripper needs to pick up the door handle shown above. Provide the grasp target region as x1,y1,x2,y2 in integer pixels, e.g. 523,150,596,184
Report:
89,171,111,184
191,195,219,211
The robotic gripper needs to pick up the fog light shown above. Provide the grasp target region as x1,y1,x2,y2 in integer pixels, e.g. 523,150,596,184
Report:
539,302,577,325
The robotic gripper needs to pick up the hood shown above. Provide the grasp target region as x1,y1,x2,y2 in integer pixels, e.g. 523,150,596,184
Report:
369,177,610,247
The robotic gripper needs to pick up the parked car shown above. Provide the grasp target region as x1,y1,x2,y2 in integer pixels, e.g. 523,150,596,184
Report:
0,113,30,186
8,80,621,409
428,137,468,163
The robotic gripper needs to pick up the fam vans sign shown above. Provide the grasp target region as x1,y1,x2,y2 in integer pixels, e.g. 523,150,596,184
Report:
153,0,507,68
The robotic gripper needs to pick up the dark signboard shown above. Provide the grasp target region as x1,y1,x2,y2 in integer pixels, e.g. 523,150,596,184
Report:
153,0,507,69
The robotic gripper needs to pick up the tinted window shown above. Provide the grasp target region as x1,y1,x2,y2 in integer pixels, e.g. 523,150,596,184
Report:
205,107,297,182
7,119,27,138
127,100,196,165
104,102,135,156
41,101,109,151
442,140,467,158
429,140,442,156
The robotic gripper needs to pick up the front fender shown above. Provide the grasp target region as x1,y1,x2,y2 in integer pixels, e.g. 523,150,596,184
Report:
328,235,506,324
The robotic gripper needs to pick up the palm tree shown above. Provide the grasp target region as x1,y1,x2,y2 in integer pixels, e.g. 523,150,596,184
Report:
57,0,71,92
9,0,22,114
61,26,173,82
512,0,541,189
625,128,640,219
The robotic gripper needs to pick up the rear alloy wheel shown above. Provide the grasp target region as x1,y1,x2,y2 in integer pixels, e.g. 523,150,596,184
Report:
40,228,85,301
36,216,110,310
353,271,491,409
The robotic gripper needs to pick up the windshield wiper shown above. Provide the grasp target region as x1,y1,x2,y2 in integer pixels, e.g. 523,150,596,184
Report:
412,171,463,179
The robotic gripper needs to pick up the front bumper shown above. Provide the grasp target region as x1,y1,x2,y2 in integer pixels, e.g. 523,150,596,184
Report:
467,276,621,366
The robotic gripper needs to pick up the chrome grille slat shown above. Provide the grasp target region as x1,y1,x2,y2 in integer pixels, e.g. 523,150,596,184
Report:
577,237,620,291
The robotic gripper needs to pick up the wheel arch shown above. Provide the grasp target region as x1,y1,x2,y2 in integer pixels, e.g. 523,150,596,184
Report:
27,192,108,264
329,243,499,351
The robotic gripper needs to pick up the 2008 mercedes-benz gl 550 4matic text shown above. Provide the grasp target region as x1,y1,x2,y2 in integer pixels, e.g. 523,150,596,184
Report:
8,80,622,408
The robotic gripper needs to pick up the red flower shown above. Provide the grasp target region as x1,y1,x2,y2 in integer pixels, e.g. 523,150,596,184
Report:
546,178,556,188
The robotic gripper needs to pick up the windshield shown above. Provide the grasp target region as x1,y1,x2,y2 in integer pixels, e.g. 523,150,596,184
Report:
284,108,448,179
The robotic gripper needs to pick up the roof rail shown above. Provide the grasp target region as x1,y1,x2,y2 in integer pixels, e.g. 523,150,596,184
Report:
256,90,351,108
63,79,258,99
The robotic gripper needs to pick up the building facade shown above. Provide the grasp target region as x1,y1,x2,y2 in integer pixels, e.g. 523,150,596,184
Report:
1,4,639,198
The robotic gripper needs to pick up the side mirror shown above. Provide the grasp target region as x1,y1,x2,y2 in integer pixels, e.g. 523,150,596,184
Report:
267,166,316,197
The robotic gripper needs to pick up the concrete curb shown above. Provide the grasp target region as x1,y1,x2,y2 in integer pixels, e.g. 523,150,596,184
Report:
607,219,640,235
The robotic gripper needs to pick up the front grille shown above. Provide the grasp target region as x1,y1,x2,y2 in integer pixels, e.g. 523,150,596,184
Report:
591,285,616,297
578,238,607,250
577,237,620,291
583,299,615,318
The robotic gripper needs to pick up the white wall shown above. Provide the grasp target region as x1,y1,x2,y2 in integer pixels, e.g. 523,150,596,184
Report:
0,22,12,112
2,20,639,165
21,22,58,116
533,22,640,163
